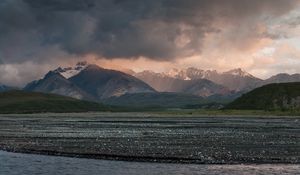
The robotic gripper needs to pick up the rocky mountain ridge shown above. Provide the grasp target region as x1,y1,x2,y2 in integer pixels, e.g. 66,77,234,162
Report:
24,63,155,101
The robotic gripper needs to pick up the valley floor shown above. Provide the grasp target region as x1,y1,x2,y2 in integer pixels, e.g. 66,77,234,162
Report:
0,113,300,164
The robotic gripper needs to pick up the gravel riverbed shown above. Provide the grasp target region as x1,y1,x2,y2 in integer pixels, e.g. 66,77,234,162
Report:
0,113,299,164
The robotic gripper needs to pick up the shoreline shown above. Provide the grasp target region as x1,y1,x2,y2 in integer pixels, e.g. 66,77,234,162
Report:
1,148,300,165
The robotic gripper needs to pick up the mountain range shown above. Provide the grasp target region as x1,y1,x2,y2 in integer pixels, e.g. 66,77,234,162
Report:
133,68,300,93
24,62,155,101
133,70,231,97
1,62,300,108
134,68,262,92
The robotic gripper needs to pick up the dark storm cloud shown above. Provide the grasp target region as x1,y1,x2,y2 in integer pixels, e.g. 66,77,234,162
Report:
24,0,95,11
0,0,299,63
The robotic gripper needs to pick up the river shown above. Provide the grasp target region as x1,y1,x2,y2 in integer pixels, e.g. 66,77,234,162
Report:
1,151,299,175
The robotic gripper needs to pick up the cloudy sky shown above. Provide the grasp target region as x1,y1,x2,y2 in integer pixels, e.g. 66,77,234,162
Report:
0,0,300,86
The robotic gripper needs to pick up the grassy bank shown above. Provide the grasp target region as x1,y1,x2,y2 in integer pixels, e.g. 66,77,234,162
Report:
0,90,110,114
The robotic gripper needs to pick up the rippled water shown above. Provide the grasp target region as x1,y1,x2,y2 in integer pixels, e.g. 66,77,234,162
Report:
1,151,299,175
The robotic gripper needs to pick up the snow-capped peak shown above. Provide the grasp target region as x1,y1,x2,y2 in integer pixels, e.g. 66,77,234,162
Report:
54,61,89,79
224,68,253,77
166,68,180,78
136,66,257,81
164,67,216,80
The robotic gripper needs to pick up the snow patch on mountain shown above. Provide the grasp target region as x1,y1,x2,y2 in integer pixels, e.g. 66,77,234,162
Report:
164,67,218,80
54,61,89,79
162,67,256,80
223,68,254,78
166,68,181,78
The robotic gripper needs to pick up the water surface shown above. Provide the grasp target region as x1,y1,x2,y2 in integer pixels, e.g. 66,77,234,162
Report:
1,151,299,175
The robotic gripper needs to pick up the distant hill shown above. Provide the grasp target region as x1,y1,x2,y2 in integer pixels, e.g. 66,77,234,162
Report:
102,92,227,108
0,84,15,92
0,91,109,114
259,73,300,86
226,83,300,110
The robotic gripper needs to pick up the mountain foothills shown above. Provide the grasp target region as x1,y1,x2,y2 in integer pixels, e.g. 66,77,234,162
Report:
1,61,300,109
226,83,300,111
103,92,226,109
